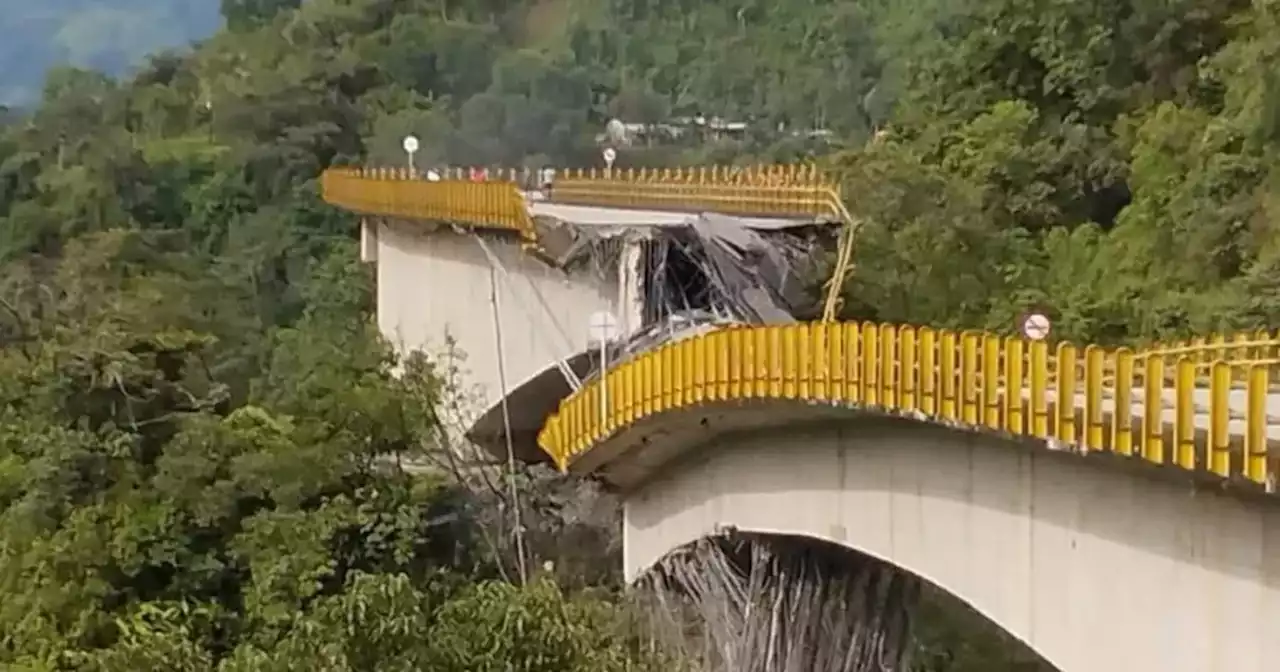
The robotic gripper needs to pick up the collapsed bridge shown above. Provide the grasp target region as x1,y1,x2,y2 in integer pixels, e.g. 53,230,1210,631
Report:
324,164,1280,672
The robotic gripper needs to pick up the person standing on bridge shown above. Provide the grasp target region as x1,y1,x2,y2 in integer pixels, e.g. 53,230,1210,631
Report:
540,167,555,198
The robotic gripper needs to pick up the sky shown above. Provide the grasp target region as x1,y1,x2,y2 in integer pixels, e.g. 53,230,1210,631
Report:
0,0,223,105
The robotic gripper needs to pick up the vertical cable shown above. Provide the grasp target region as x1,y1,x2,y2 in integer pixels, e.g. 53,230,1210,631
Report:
468,229,582,390
488,263,528,584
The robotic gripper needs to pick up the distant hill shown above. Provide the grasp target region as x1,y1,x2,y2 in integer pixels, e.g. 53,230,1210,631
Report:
0,0,222,104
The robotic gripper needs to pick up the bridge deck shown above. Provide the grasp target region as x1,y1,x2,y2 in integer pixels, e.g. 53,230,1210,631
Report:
320,168,841,243
525,196,814,229
536,323,1280,495
317,167,1280,497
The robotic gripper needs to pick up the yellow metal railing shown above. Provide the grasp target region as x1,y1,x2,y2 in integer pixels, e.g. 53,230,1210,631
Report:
1130,331,1280,389
1142,331,1280,364
320,168,536,241
537,323,1278,491
417,163,832,186
548,165,842,221
320,163,846,227
558,164,830,184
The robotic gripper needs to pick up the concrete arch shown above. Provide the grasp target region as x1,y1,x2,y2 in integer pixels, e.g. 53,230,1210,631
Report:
619,413,1280,672
635,530,1051,670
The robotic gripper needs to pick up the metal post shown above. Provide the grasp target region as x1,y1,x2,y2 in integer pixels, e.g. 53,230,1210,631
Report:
588,311,619,426
402,135,419,177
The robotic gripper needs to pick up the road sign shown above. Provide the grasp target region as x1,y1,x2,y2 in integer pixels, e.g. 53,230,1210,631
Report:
1022,312,1051,341
602,147,617,167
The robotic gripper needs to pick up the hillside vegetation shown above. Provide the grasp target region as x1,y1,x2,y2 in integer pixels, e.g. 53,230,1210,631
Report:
0,0,1275,669
835,0,1278,344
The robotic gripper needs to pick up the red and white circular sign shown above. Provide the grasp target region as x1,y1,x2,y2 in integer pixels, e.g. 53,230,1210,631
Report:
1022,313,1051,341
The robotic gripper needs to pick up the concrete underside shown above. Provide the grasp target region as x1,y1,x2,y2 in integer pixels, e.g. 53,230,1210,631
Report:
371,218,627,435
621,414,1280,672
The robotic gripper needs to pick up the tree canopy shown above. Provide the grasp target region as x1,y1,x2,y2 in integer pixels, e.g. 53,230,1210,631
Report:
832,0,1278,344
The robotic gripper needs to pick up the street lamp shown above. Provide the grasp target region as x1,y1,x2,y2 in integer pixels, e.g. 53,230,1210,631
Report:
402,134,419,174
588,310,619,423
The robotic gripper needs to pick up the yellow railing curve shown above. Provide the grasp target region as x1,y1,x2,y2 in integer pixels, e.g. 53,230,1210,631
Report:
537,322,1278,492
321,168,536,241
1124,330,1280,390
1142,331,1280,366
320,163,846,230
549,164,843,221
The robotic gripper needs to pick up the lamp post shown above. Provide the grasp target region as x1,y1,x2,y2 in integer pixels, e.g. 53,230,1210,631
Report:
588,311,619,424
402,134,419,175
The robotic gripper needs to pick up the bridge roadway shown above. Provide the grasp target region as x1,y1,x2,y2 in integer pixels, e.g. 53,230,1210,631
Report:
319,167,837,239
522,191,816,229
535,319,1280,483
542,366,1280,490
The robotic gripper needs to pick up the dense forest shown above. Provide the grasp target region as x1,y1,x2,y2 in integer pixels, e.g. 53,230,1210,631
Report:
0,0,1276,669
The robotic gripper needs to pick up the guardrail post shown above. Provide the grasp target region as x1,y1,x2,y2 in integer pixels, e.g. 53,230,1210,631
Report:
900,326,918,412
1209,361,1231,476
1055,343,1078,444
1004,337,1025,434
1245,364,1269,484
918,327,936,415
960,332,979,424
862,322,880,408
1083,345,1103,450
939,330,957,420
880,324,898,408
982,335,1001,430
1029,340,1049,438
1142,355,1165,464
